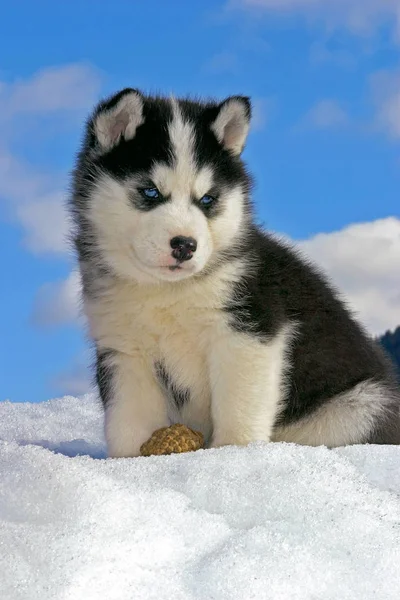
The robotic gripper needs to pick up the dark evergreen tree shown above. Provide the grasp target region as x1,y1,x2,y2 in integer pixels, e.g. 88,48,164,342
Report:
379,326,400,380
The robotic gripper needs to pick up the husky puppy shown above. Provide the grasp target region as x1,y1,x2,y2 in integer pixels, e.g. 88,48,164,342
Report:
69,88,400,457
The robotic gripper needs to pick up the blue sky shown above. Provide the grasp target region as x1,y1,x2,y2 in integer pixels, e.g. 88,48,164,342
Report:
1,0,399,403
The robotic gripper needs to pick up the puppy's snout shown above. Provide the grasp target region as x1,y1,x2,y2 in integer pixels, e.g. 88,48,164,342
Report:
170,236,197,262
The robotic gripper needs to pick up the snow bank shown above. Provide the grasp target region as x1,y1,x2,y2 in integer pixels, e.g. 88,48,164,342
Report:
0,395,399,600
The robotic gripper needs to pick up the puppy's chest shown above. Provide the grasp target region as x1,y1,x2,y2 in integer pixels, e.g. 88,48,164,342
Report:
91,281,227,390
135,297,218,357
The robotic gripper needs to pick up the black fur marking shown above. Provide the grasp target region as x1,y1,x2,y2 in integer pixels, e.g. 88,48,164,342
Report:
95,349,115,408
155,362,190,410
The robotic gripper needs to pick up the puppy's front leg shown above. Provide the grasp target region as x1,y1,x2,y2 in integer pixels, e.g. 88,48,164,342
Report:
97,349,168,458
208,327,290,448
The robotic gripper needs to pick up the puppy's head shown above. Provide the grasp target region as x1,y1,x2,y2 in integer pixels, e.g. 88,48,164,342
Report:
75,88,252,283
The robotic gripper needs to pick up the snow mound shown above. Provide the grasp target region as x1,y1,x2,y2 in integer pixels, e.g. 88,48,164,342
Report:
0,395,399,600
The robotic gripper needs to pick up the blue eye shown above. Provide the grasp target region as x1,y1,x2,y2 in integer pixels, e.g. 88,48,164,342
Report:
199,194,215,206
141,187,160,199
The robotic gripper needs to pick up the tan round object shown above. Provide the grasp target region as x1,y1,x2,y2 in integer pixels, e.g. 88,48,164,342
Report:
140,423,204,457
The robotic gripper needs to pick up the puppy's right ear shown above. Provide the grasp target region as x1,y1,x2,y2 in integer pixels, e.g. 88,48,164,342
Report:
90,88,144,152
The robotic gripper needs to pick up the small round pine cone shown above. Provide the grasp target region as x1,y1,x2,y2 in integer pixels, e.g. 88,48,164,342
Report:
140,423,204,457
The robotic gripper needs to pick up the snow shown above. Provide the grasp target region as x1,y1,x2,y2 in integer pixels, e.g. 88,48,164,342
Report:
0,395,399,600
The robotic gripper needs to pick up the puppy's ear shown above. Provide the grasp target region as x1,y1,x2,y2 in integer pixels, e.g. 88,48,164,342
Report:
211,96,251,155
91,88,144,152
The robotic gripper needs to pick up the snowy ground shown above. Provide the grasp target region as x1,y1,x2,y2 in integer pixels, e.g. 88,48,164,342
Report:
1,395,399,600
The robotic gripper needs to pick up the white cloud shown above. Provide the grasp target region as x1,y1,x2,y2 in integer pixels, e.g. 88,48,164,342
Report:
51,357,93,397
296,217,400,335
203,52,240,74
298,99,349,130
309,40,357,68
231,0,400,38
370,69,400,139
0,149,70,254
39,218,400,336
251,97,275,131
0,63,101,255
0,63,101,119
16,193,70,255
32,270,82,328
295,74,400,141
0,148,71,255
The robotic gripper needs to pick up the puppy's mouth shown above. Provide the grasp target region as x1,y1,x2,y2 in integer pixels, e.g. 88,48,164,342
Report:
168,264,182,271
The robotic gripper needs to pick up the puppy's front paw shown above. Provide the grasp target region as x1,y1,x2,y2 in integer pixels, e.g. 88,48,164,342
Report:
209,435,238,449
209,432,270,449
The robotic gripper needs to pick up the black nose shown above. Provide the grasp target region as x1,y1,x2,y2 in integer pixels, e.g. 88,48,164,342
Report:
170,236,197,262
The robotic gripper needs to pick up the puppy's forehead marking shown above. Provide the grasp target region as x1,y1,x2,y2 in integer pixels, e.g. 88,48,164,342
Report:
168,98,196,176
151,163,214,200
150,99,214,198
193,166,214,198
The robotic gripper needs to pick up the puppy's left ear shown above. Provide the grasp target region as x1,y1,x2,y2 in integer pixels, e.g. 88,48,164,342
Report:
211,96,251,156
91,88,144,152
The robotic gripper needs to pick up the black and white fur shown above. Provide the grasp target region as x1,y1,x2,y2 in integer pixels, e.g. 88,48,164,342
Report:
69,88,400,457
